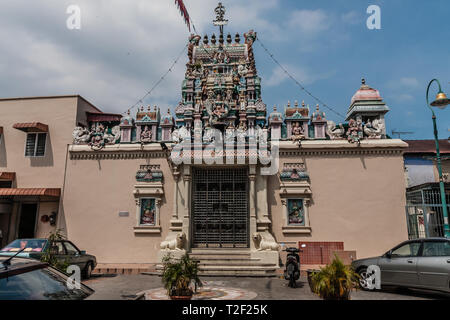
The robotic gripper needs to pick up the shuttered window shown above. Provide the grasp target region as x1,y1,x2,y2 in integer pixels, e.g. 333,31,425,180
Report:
25,133,46,157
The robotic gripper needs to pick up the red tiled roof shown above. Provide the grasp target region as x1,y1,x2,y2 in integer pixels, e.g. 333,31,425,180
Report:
86,112,122,123
404,140,450,154
0,188,61,197
13,122,48,133
0,172,16,181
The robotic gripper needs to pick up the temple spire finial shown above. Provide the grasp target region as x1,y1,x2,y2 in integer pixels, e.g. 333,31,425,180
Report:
213,2,228,36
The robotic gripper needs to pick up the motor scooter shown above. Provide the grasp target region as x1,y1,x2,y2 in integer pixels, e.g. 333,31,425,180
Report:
284,244,306,288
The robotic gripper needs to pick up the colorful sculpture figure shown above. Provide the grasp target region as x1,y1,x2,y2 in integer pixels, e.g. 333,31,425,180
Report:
364,118,384,139
326,121,345,140
291,122,305,142
140,126,153,144
288,200,304,225
347,118,363,144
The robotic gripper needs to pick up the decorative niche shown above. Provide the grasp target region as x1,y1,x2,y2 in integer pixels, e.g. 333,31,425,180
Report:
133,165,164,234
279,162,312,235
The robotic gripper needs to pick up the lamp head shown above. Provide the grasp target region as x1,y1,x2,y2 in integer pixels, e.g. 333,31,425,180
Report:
430,90,450,109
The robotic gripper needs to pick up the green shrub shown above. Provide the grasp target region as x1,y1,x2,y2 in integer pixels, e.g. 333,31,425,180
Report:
310,255,359,300
161,253,202,297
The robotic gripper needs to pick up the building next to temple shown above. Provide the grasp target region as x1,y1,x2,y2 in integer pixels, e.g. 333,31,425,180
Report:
0,10,409,275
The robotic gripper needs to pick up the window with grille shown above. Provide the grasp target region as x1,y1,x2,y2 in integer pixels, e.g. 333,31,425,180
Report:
25,133,46,157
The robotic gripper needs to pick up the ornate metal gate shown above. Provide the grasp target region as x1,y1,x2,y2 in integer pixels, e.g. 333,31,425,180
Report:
192,167,249,248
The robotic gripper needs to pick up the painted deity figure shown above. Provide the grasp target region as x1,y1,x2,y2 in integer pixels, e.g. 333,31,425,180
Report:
89,124,106,149
291,122,305,141
347,118,363,143
288,200,304,225
140,202,155,225
140,126,152,143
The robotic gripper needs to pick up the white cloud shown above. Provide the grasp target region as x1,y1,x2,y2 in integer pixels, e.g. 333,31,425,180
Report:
0,0,283,115
264,64,334,87
341,11,361,25
287,9,330,35
399,77,420,88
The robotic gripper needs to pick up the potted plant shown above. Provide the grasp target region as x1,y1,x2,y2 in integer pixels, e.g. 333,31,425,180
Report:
309,255,359,300
40,229,70,272
161,253,202,300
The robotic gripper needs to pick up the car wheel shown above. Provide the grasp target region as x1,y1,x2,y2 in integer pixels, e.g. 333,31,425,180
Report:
83,262,93,280
358,267,375,291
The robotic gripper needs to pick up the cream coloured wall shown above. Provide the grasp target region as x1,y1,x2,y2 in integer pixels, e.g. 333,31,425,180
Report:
0,97,78,187
62,155,174,263
64,141,408,265
0,96,103,240
269,152,408,259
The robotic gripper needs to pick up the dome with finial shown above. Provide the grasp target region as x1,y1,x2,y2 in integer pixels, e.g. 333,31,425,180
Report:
161,109,174,126
269,105,283,124
311,104,326,122
120,110,134,126
350,78,383,105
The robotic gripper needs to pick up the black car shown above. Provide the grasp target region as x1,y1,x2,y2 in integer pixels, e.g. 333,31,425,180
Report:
0,255,94,300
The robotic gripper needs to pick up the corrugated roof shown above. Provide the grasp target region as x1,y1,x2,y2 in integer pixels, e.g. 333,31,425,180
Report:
0,188,60,197
12,122,48,133
404,140,450,154
0,172,16,180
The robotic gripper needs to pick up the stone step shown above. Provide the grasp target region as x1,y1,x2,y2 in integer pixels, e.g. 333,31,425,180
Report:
190,250,251,256
198,265,277,271
197,261,275,266
198,268,278,277
190,255,253,260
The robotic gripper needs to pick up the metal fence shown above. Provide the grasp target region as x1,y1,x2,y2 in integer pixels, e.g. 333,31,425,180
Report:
406,187,450,239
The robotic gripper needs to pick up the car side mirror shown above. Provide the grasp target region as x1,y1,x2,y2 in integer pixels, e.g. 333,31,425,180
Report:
80,250,86,255
385,250,392,259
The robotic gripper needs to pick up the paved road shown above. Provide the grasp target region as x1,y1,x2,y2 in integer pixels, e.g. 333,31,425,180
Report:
83,274,450,300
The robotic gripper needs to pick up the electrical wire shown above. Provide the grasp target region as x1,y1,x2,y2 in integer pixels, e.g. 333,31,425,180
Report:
256,37,346,120
123,43,189,115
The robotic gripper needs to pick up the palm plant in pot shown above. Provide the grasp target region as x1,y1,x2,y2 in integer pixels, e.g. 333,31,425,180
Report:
161,253,202,300
310,255,359,300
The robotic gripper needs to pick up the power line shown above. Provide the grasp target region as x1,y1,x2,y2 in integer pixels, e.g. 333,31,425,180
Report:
256,38,346,120
123,43,188,115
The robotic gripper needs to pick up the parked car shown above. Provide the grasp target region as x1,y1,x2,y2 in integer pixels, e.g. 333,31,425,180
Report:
0,238,97,279
352,238,450,293
0,255,94,300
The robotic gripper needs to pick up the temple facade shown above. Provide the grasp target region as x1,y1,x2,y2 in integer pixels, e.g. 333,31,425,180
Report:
61,22,408,274
0,7,409,274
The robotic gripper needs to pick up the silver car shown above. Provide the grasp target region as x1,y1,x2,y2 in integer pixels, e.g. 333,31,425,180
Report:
352,238,450,293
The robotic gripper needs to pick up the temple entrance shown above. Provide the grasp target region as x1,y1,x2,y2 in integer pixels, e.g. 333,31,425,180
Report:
192,167,249,248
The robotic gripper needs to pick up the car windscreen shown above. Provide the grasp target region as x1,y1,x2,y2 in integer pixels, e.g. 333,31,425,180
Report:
0,267,93,300
1,239,47,253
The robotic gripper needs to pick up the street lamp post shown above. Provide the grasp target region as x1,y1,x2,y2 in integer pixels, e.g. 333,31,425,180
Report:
426,79,450,238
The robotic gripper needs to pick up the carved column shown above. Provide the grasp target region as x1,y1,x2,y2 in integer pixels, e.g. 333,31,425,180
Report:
256,173,271,231
182,165,191,249
249,165,257,250
170,166,182,231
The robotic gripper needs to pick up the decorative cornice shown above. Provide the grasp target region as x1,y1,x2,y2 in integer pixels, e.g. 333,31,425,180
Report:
69,144,167,160
279,148,404,157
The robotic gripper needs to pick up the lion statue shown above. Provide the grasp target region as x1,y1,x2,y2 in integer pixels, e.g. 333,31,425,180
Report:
252,232,280,251
160,232,186,251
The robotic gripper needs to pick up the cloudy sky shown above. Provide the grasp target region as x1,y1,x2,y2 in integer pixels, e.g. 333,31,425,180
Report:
0,0,449,139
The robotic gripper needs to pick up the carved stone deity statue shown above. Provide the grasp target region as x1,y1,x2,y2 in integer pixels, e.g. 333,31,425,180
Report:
140,126,153,144
291,122,305,142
